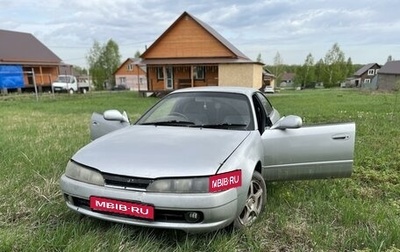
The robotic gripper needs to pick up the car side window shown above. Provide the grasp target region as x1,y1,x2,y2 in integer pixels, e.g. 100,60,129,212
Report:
255,92,273,116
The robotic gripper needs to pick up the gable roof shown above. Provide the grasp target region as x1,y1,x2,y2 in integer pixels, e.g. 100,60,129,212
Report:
379,60,400,74
114,58,146,75
141,11,253,63
354,63,380,76
0,29,61,65
188,13,250,60
282,72,295,81
263,68,275,78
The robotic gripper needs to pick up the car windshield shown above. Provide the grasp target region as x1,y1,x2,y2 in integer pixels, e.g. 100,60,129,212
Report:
57,76,71,82
137,92,254,130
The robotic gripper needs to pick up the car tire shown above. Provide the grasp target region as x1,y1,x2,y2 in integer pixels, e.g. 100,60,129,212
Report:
233,171,266,229
69,89,74,94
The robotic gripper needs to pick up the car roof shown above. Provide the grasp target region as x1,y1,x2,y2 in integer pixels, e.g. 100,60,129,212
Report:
171,86,258,97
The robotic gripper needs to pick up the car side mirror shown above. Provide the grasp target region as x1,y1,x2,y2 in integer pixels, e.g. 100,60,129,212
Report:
103,109,130,123
270,115,302,130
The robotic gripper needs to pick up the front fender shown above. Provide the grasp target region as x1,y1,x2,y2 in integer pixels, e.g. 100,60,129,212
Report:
217,131,264,216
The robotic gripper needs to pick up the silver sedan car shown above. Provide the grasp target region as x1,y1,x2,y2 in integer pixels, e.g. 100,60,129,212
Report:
60,86,355,233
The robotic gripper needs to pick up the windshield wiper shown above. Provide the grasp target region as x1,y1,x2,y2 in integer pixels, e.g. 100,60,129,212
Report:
190,123,247,129
139,120,195,126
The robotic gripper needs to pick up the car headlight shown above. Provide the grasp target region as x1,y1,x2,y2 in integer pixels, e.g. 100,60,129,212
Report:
65,161,104,186
147,177,208,193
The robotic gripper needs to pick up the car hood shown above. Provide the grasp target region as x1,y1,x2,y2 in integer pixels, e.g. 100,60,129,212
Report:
72,125,250,178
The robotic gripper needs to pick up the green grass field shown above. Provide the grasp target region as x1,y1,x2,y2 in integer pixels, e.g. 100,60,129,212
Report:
0,89,399,251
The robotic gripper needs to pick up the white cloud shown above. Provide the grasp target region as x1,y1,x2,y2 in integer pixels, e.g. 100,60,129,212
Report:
0,0,399,67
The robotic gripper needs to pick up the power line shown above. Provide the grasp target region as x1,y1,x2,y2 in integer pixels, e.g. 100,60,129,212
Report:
48,39,153,49
62,57,86,61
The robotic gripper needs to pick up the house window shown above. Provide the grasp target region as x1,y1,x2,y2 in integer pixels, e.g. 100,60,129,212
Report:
364,78,371,83
127,64,133,71
193,66,205,80
119,77,126,84
368,69,375,75
375,69,379,74
157,67,164,80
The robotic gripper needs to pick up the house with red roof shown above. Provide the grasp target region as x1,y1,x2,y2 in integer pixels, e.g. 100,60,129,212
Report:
113,58,147,91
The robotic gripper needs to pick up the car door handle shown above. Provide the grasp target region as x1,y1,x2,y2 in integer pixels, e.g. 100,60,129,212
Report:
332,134,350,140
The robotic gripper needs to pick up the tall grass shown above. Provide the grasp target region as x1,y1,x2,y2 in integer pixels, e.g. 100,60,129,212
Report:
0,90,399,251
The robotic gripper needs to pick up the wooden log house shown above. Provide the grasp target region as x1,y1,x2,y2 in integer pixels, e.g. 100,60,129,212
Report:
140,12,264,92
0,29,67,92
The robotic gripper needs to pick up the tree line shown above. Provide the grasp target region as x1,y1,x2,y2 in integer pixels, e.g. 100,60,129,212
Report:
260,43,364,88
265,44,395,88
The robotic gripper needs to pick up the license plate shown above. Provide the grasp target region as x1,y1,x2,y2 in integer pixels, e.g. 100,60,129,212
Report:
90,196,154,220
209,170,242,192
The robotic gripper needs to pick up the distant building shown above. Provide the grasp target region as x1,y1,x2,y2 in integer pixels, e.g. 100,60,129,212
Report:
377,60,400,90
353,63,381,88
0,29,65,91
262,68,276,88
114,58,147,90
279,72,296,88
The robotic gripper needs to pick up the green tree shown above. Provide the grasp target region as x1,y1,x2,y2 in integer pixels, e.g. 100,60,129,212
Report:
86,40,106,89
134,50,141,58
315,58,325,83
273,51,284,85
284,65,299,73
322,43,347,88
295,53,315,88
72,65,88,76
101,39,121,86
346,57,355,77
86,39,121,89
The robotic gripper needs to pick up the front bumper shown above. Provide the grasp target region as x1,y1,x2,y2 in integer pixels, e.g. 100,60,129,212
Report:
52,85,68,91
60,175,239,233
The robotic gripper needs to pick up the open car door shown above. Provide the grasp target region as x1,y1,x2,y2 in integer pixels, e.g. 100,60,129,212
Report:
90,110,130,140
261,121,355,181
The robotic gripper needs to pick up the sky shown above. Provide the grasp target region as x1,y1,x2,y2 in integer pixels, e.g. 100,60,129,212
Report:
1,0,399,68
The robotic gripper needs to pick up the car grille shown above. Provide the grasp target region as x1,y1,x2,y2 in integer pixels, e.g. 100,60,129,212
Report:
67,195,203,223
102,173,153,190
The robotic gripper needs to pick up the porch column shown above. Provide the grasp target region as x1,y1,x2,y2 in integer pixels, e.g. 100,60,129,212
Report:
190,65,194,87
136,64,140,92
39,66,44,85
163,66,167,90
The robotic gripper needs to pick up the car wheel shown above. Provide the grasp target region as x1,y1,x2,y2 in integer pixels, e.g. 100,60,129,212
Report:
69,89,74,94
234,171,266,228
82,88,87,94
